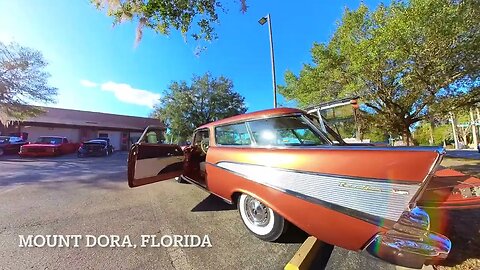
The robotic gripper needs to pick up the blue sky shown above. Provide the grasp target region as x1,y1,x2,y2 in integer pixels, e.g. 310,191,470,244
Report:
0,0,383,117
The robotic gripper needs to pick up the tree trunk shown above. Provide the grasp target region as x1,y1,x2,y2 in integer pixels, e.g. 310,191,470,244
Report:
353,109,363,141
403,126,413,146
449,113,460,149
476,108,480,142
471,108,478,148
428,116,435,146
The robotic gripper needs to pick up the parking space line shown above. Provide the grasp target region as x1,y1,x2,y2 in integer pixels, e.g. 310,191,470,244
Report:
285,236,323,270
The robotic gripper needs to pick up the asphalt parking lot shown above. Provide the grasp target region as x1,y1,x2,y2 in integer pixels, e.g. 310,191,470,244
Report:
446,149,480,160
0,152,303,270
2,153,474,270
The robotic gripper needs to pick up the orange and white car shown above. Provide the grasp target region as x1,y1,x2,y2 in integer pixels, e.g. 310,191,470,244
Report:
128,108,480,269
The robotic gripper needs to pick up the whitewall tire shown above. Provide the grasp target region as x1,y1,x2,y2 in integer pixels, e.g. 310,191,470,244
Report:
238,193,288,241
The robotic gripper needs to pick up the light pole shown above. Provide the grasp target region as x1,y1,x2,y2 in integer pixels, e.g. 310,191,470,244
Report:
258,14,277,108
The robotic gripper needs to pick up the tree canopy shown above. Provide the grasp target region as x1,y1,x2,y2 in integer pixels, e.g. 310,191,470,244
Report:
279,0,480,144
151,73,247,142
91,0,248,45
0,41,57,124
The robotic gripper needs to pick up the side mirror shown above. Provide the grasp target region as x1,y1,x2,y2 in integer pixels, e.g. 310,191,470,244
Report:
186,141,191,146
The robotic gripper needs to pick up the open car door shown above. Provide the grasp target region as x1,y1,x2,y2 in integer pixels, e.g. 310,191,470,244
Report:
128,126,185,187
417,168,480,210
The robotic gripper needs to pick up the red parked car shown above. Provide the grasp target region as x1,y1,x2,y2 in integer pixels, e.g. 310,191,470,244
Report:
0,136,29,156
19,136,80,157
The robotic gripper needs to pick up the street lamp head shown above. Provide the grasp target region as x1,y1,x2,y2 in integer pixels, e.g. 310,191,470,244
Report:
258,16,268,25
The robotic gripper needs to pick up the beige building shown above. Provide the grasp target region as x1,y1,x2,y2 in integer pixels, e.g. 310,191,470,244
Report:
0,107,164,151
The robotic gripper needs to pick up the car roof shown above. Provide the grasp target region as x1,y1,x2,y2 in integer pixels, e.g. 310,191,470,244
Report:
196,107,306,130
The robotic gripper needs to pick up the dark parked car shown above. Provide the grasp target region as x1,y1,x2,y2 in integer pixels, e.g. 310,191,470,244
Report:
77,139,113,157
0,136,29,156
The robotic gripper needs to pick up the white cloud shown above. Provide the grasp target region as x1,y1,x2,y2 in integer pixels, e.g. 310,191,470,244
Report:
100,81,160,108
80,79,98,88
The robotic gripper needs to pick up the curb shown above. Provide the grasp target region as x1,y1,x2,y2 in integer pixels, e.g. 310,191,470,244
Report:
285,236,322,270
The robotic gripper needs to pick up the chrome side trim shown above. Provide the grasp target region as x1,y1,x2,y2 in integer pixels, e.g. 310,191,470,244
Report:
206,163,390,226
209,160,419,185
210,144,445,153
212,161,420,224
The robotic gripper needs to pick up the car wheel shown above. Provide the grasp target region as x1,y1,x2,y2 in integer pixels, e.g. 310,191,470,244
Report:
77,152,83,158
238,193,288,241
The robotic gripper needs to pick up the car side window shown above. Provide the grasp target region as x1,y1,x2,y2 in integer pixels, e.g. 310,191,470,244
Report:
247,116,327,147
215,123,252,146
63,138,69,143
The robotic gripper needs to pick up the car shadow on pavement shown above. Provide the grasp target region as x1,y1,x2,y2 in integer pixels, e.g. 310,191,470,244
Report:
276,224,309,244
191,194,236,212
0,153,128,190
426,208,480,268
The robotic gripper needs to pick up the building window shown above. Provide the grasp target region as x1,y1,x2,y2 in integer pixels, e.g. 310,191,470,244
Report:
215,123,251,146
98,133,108,138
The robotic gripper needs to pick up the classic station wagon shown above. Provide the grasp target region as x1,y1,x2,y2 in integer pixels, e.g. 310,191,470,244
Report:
128,108,480,269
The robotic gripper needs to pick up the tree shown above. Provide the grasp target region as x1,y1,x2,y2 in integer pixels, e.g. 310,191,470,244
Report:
151,73,247,142
413,122,453,146
0,41,57,124
91,0,248,45
279,0,480,145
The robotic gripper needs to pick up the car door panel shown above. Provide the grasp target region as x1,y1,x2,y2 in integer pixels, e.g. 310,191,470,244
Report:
128,143,184,187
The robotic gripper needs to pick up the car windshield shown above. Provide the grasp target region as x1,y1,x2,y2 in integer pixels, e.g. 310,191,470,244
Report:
85,141,106,146
306,114,347,145
0,136,10,143
247,115,329,147
9,137,23,143
35,137,63,144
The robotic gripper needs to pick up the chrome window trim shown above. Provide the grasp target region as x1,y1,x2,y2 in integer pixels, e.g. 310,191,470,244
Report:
211,113,333,148
245,121,257,146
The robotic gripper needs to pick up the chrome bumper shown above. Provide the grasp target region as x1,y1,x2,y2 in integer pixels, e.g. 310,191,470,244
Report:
364,207,451,269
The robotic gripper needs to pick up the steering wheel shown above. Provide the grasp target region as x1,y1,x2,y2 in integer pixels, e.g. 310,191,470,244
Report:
200,138,209,155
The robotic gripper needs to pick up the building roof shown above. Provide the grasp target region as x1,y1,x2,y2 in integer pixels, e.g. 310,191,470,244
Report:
197,107,305,129
15,107,164,131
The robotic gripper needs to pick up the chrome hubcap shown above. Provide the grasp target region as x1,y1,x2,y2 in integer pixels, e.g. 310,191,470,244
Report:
244,196,269,227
